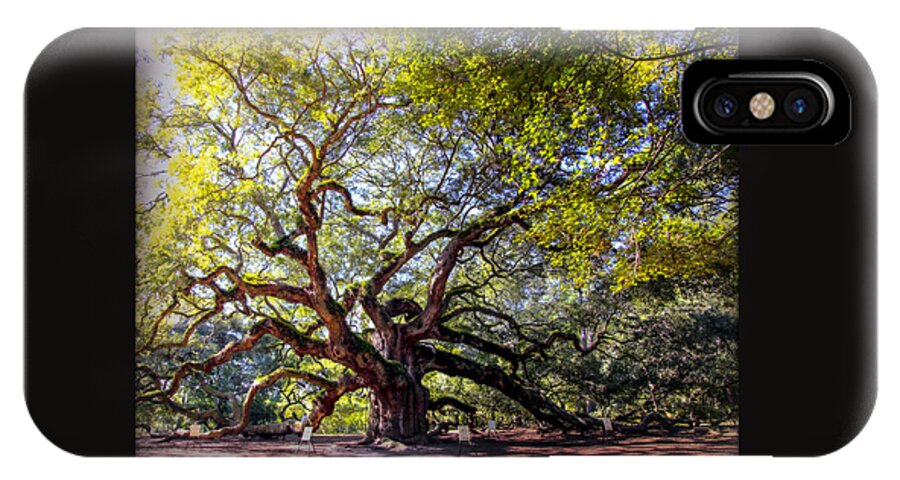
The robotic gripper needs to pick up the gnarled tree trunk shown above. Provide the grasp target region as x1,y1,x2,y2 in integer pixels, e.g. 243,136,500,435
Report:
365,379,429,443
363,327,430,443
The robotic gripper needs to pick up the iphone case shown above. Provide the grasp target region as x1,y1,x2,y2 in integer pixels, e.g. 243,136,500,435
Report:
24,28,876,456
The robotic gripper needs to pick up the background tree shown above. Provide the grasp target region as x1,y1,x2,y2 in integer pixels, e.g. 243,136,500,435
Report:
136,28,737,443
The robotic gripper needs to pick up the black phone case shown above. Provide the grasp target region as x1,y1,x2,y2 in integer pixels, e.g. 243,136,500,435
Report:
24,28,876,456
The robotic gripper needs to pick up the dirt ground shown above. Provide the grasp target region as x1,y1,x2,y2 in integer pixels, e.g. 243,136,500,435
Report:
136,427,738,457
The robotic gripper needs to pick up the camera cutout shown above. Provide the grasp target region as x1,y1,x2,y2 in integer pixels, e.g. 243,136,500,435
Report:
696,74,832,132
682,60,850,144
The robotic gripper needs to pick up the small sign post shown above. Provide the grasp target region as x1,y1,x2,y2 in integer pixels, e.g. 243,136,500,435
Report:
298,426,316,454
457,425,472,456
486,419,497,438
600,418,615,443
189,424,202,446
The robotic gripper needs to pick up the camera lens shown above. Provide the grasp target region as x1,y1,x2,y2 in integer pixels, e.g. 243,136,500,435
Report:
791,98,808,115
783,88,819,123
713,94,738,119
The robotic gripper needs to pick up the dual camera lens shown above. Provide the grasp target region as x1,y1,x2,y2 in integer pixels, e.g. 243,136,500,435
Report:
684,62,846,143
711,88,818,123
695,74,832,134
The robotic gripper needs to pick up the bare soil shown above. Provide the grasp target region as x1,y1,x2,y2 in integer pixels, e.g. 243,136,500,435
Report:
136,427,738,456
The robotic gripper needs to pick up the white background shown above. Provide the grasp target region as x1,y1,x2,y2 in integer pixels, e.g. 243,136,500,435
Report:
1,1,895,478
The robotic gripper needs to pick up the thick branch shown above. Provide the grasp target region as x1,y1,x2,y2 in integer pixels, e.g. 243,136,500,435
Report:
426,349,601,432
406,214,518,341
187,266,357,358
313,180,387,219
252,236,309,266
306,375,366,429
360,293,393,334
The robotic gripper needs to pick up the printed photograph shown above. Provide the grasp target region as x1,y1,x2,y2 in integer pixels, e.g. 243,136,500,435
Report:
135,28,738,456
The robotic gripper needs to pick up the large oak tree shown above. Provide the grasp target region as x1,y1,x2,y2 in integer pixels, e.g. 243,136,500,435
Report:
136,29,737,443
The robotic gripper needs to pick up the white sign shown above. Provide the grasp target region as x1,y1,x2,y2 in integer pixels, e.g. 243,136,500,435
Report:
458,425,471,443
600,418,613,434
300,426,313,441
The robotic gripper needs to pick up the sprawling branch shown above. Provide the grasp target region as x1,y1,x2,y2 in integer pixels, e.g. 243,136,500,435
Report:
188,265,356,349
436,325,522,370
187,266,313,307
437,304,532,348
192,49,318,158
141,264,323,356
438,305,518,327
137,367,230,427
438,306,607,363
425,349,601,432
192,369,362,439
189,51,377,346
137,317,328,403
600,42,734,63
139,307,222,355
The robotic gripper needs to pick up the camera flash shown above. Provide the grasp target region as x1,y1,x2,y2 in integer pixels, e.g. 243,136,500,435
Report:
750,92,775,120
